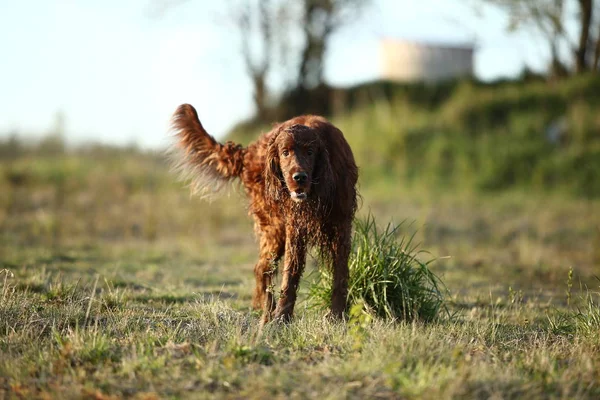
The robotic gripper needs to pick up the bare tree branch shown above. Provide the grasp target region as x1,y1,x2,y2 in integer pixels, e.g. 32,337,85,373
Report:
477,0,598,75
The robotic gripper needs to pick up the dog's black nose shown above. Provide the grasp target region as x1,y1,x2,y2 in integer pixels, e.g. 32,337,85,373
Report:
293,172,308,183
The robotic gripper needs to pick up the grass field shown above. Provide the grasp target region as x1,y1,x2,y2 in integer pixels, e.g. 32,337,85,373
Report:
1,148,599,399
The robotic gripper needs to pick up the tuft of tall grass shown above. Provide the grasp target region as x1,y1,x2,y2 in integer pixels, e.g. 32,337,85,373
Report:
309,214,449,322
573,277,600,335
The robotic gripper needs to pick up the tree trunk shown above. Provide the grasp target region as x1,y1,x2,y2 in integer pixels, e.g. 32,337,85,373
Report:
238,0,272,121
295,0,337,90
575,0,593,73
252,74,269,120
549,39,569,78
594,25,600,71
297,29,318,89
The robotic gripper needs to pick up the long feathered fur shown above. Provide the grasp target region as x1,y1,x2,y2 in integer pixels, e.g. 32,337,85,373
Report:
168,104,358,323
169,104,246,199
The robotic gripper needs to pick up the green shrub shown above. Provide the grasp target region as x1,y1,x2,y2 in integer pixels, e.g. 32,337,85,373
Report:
223,74,600,198
309,214,449,322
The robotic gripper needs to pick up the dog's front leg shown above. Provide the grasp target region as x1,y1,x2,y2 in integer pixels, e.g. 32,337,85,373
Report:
330,225,351,319
272,225,306,322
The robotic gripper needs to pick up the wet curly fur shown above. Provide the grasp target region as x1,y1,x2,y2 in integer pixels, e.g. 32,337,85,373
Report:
170,104,358,323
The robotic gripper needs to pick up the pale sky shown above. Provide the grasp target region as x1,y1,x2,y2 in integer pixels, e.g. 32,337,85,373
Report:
0,0,551,148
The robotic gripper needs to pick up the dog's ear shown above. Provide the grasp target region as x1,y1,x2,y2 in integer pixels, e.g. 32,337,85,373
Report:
313,138,335,201
264,130,283,199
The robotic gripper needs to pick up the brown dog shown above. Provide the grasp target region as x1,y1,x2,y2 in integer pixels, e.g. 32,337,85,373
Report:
171,104,358,323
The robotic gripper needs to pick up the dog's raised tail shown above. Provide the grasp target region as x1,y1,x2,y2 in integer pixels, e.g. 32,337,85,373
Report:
170,104,246,199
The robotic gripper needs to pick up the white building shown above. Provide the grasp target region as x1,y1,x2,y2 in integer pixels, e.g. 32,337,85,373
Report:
380,39,474,83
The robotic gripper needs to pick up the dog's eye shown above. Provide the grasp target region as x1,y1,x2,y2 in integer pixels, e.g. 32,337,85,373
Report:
282,149,289,157
307,150,313,156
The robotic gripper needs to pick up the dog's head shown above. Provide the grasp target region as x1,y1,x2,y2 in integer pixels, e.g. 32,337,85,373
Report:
265,124,333,203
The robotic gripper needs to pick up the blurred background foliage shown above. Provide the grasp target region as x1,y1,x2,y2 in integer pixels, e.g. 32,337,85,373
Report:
1,72,599,257
231,73,600,197
1,0,599,265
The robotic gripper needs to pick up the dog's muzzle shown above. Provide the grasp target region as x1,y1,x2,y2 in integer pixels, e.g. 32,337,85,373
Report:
290,191,307,202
